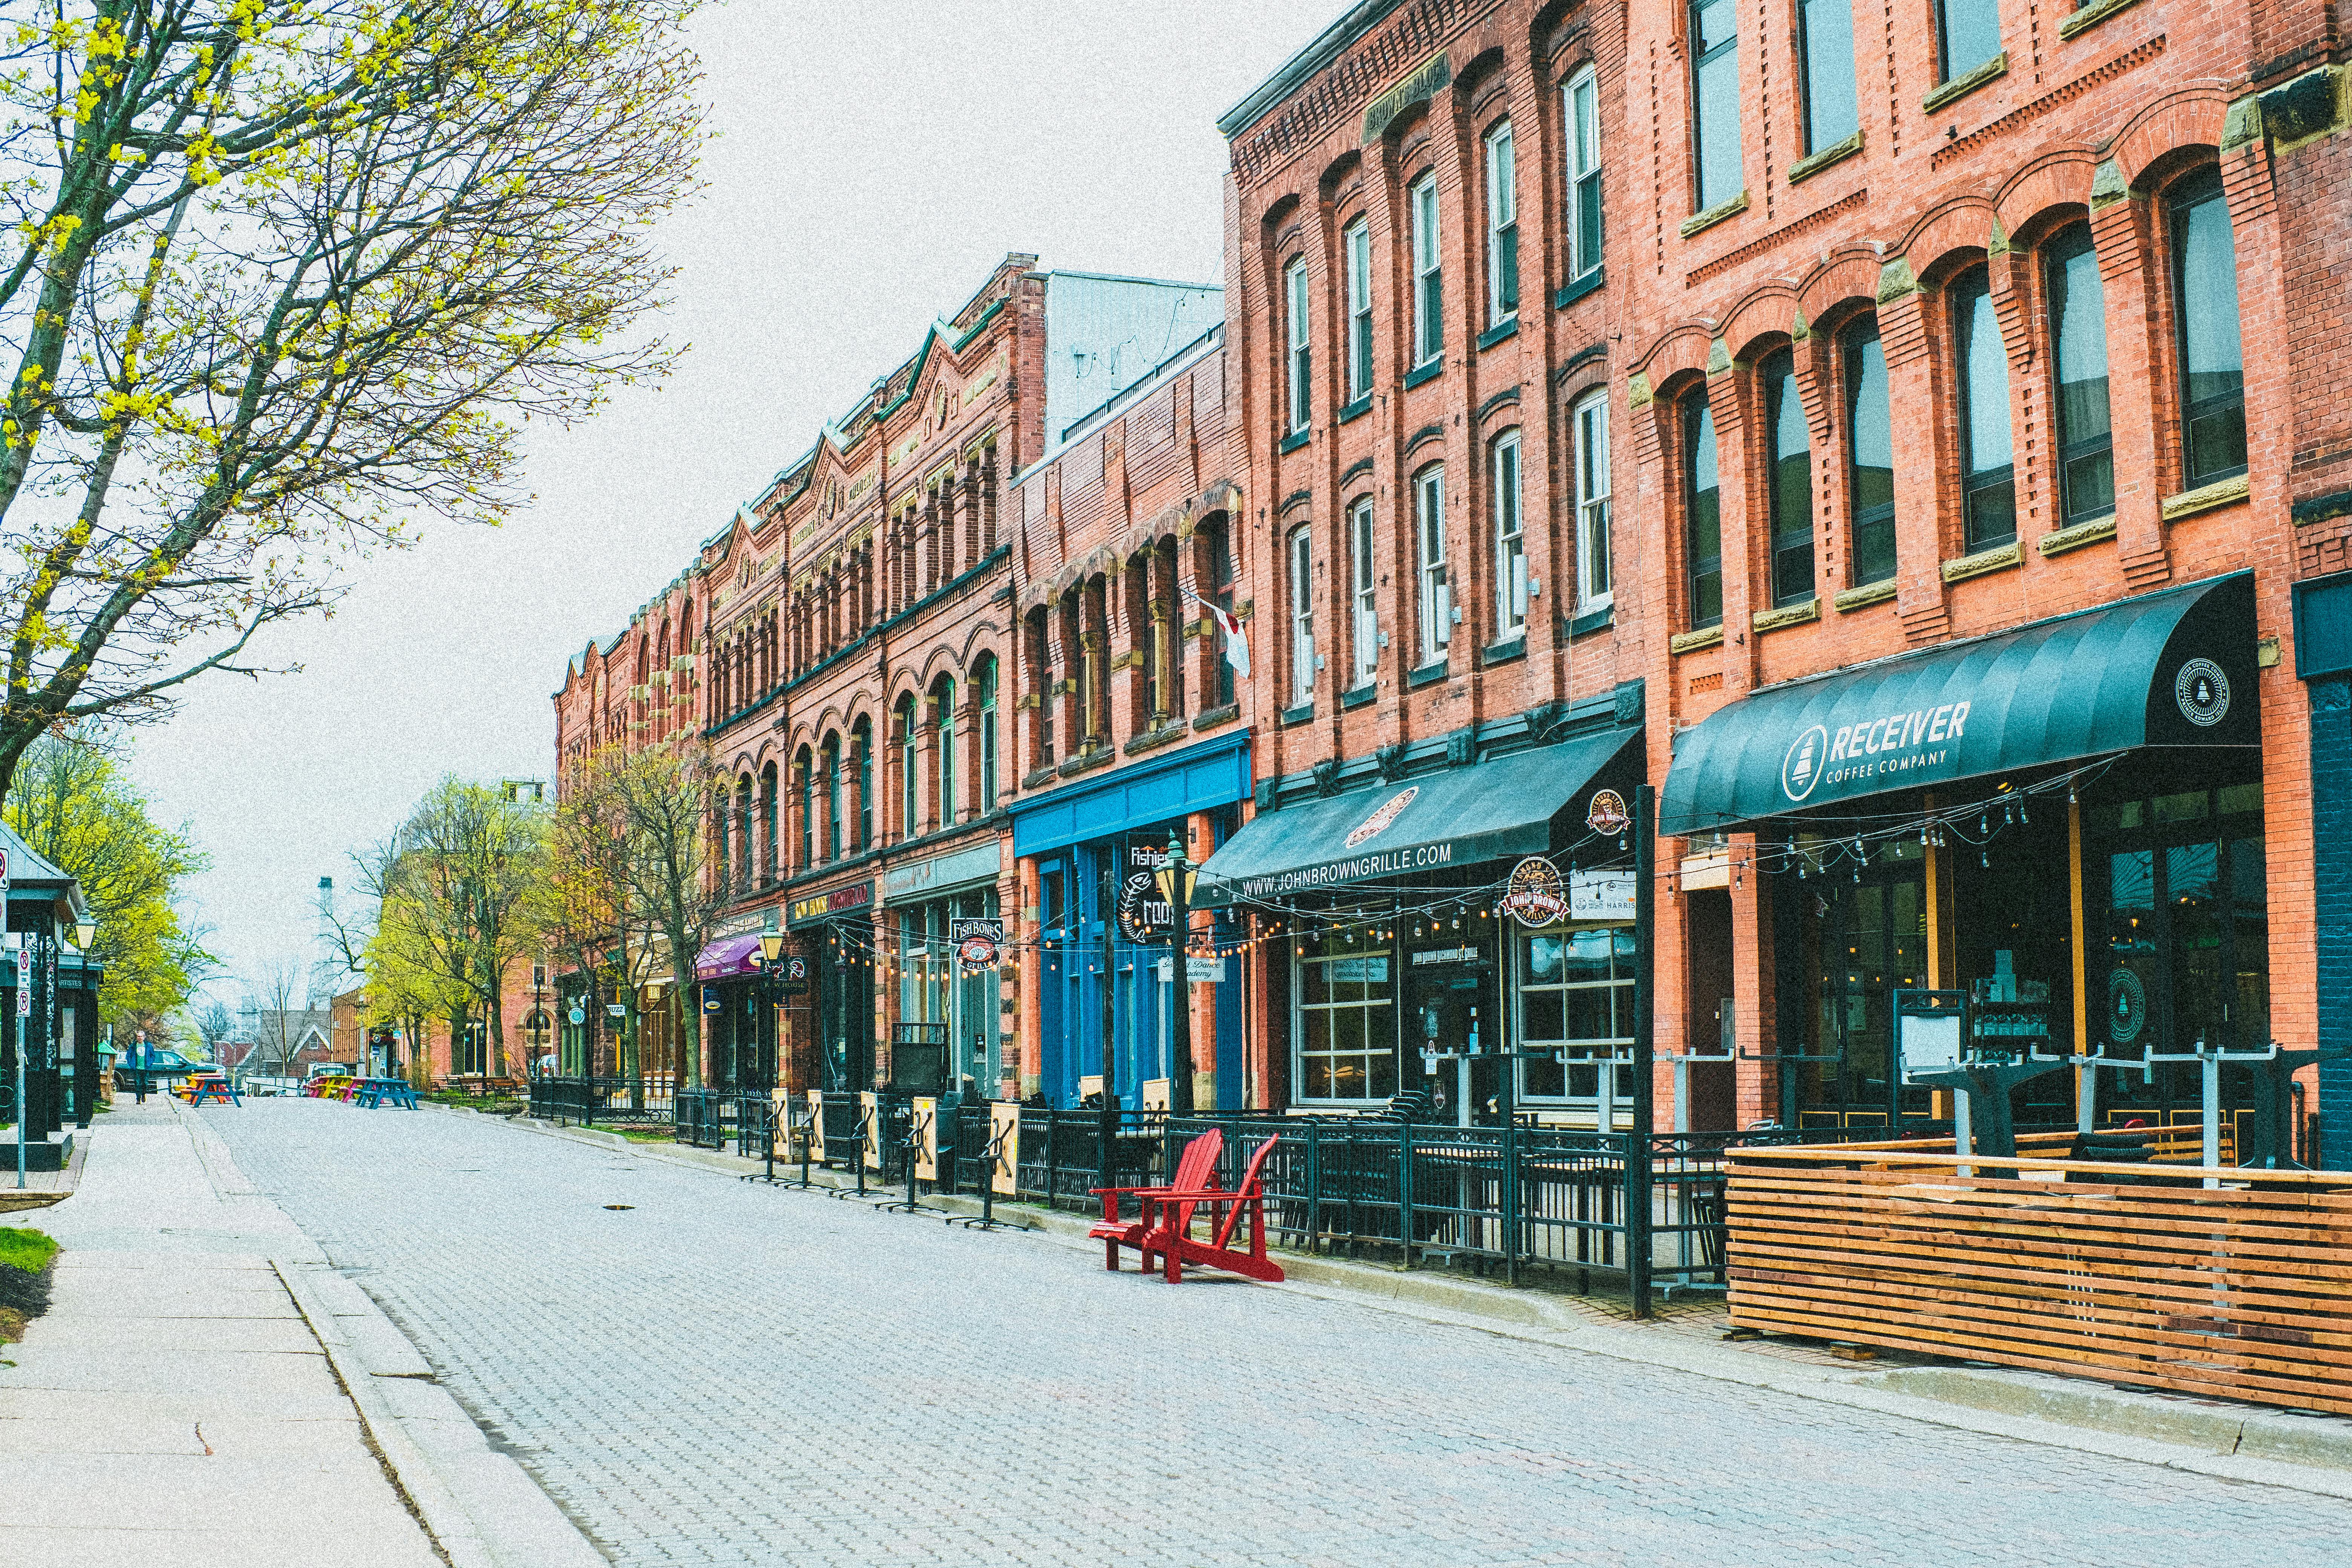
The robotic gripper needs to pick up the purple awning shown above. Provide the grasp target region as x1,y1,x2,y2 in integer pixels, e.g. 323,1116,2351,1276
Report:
695,934,764,980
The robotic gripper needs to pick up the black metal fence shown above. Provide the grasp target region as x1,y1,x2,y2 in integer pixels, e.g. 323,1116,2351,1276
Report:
528,1075,678,1130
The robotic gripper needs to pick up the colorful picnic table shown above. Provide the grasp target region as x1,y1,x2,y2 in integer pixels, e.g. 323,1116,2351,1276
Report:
353,1078,418,1110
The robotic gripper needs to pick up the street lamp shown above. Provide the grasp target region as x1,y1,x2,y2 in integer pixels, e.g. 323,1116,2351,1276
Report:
72,917,96,951
1154,831,1199,1115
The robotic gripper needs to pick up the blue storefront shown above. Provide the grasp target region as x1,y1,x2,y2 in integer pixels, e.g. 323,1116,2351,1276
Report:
1011,732,1251,1110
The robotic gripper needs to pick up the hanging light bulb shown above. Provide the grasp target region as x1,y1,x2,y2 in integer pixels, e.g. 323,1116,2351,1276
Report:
1980,847,1990,869
1978,812,1989,836
2019,798,2030,825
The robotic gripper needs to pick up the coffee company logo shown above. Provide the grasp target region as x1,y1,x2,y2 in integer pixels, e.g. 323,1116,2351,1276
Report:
1781,724,1829,802
2107,967,2147,1044
2174,658,2229,727
1343,786,1419,848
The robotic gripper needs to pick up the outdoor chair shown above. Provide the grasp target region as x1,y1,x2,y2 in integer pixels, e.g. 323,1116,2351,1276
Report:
1090,1129,1286,1284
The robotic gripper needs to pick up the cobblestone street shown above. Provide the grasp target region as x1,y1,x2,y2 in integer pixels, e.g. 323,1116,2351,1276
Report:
204,1101,2352,1568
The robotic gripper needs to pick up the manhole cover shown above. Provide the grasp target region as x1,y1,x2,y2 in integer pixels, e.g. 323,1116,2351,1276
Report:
603,1204,635,1211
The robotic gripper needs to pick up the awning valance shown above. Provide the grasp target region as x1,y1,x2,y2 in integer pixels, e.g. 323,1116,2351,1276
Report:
1660,572,2257,837
1197,727,1640,907
695,935,763,980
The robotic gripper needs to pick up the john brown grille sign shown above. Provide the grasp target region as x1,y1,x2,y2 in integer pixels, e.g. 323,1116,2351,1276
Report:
1502,857,1569,927
1585,789,1630,837
1343,786,1419,848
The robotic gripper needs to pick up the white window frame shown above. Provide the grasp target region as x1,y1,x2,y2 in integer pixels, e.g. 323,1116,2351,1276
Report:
1410,174,1442,367
1574,390,1613,610
1415,464,1449,662
1344,219,1372,401
1288,525,1315,705
1492,430,1525,637
1284,256,1311,434
1349,496,1378,687
1565,69,1602,282
1484,122,1518,328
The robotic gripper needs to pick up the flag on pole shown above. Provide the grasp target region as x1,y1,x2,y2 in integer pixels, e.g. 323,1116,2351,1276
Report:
1184,586,1249,679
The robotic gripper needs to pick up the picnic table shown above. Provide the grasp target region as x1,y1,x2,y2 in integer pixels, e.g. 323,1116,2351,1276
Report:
352,1078,419,1110
180,1072,240,1107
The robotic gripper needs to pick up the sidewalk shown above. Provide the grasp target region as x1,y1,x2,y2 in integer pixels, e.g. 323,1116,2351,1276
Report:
0,1099,602,1568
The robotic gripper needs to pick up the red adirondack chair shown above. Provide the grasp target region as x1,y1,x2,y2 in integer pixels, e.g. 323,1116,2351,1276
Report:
1090,1127,1222,1272
1090,1129,1287,1284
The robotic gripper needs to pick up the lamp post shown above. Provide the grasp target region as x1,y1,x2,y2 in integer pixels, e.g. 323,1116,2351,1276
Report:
758,931,786,1092
1154,831,1199,1115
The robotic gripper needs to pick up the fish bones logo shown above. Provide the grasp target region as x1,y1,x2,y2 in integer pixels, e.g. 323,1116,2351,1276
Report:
1781,724,1829,803
1344,786,1419,848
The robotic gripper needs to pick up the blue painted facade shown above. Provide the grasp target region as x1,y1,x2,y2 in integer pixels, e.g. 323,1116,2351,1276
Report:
2296,571,2352,1168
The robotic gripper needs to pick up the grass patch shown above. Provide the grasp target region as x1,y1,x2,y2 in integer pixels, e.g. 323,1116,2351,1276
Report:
423,1092,524,1115
0,1227,58,1276
0,1226,57,1335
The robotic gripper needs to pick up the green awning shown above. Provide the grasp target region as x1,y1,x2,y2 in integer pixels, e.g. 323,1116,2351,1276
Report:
1660,572,2257,836
1198,727,1640,906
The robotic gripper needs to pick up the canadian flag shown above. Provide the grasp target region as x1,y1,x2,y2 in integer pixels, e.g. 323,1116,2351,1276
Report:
1185,586,1249,679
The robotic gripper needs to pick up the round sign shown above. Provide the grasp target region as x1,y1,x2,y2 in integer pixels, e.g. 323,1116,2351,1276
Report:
1344,786,1419,849
1586,788,1632,836
567,1006,585,1026
2174,658,2230,727
1781,724,1829,803
957,933,999,967
787,956,808,982
1116,871,1171,943
2107,967,2147,1044
1500,857,1568,928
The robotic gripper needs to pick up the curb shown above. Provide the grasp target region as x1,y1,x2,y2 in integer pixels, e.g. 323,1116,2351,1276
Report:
450,1102,2352,1496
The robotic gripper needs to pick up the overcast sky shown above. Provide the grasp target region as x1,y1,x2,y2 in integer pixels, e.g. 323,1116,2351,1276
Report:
140,0,1339,1005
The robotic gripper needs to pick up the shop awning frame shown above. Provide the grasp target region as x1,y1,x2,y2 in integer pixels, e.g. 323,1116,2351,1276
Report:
1660,573,2258,837
1197,727,1641,907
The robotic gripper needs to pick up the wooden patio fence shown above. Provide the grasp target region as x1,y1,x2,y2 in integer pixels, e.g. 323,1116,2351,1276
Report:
1724,1147,2352,1416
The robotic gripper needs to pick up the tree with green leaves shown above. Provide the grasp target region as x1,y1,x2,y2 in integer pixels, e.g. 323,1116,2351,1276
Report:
0,1,704,794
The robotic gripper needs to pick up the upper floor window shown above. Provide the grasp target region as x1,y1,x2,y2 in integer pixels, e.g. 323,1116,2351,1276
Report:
897,695,919,839
1410,173,1443,366
1344,219,1373,401
1415,464,1450,662
2045,222,2114,526
933,678,957,830
853,720,874,851
1484,122,1519,326
1951,268,2016,553
1845,318,1896,586
975,656,998,814
2170,168,2247,490
1492,430,1526,637
1683,394,1723,630
1284,256,1311,433
1205,521,1238,710
1349,496,1378,687
1689,0,1742,213
794,755,813,871
1564,69,1602,282
1288,526,1316,705
1937,0,2001,85
1573,391,1612,609
822,736,842,862
1796,0,1858,154
1761,349,1814,606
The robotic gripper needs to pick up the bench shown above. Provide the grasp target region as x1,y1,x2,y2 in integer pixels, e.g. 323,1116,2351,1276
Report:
1090,1130,1287,1284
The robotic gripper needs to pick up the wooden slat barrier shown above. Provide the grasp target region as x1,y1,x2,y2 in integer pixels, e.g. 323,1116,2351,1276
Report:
1725,1147,2352,1415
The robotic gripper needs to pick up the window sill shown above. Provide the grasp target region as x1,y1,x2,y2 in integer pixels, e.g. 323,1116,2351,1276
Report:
1480,635,1526,667
1554,268,1603,310
1191,703,1241,732
1279,701,1315,727
1337,393,1373,425
1341,683,1377,711
1941,541,2021,583
2058,0,2142,41
1565,603,1613,639
1678,191,1749,239
1404,359,1444,390
1834,579,1899,612
1407,657,1450,690
1924,52,2007,116
1751,597,1820,634
1055,748,1114,778
2162,472,2251,522
1278,428,1311,455
1669,625,1723,655
1787,129,1863,185
1477,318,1519,352
2038,514,2118,556
1122,723,1188,756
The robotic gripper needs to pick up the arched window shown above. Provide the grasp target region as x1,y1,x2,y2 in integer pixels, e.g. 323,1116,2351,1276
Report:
1202,520,1237,709
786,753,807,872
897,694,919,839
1284,256,1311,434
2045,222,2113,527
1484,120,1518,327
759,763,777,883
852,718,874,851
736,775,754,889
974,658,999,813
1288,524,1316,705
1843,317,1895,586
1761,349,1813,605
1681,394,1722,630
2169,167,2246,490
1950,267,2015,552
933,675,957,831
822,734,842,861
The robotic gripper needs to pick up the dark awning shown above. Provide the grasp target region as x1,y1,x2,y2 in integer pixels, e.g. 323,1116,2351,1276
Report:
1660,572,2257,836
1197,727,1640,907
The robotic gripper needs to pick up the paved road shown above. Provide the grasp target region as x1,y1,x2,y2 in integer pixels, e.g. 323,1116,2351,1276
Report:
206,1101,2352,1568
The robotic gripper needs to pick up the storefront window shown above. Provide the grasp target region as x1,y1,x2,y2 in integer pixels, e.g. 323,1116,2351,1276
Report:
1516,925,1635,1103
2092,780,2268,1069
1294,919,1395,1103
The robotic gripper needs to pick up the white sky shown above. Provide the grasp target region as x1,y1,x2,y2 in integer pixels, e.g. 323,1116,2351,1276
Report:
138,0,1339,1004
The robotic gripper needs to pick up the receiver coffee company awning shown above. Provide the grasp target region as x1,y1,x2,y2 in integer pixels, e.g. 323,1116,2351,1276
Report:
1660,572,2257,836
1197,727,1639,907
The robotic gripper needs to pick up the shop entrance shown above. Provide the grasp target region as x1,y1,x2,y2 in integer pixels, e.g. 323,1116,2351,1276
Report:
1404,931,1498,1124
815,919,874,1091
1778,836,1926,1130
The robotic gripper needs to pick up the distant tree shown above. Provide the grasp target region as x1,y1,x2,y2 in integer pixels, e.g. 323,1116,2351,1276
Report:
5,726,210,1026
0,2,705,796
190,995,233,1061
246,955,306,1079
